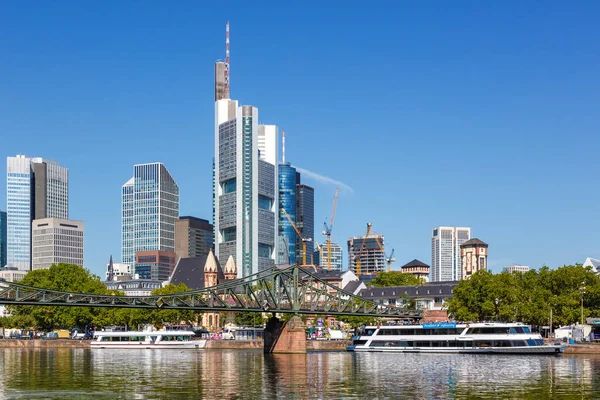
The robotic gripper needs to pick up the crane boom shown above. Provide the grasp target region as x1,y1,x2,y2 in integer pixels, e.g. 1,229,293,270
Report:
322,188,339,270
282,208,311,266
355,223,372,276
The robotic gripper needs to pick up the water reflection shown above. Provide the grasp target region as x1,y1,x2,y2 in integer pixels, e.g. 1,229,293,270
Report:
0,349,598,399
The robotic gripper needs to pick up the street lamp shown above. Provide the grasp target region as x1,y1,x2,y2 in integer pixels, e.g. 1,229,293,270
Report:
580,285,586,325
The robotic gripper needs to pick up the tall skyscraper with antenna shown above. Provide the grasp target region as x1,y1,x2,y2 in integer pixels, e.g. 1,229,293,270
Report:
213,23,278,277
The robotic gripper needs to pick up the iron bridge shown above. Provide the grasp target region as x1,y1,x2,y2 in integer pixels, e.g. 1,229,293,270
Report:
0,265,421,318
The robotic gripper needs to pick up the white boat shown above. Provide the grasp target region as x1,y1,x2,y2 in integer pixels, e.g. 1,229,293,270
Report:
91,330,207,349
348,322,564,354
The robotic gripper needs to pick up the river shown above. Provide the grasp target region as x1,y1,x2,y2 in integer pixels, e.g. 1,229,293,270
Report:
0,349,597,399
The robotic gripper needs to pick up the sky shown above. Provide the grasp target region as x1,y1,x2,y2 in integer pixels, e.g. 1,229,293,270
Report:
1,2,599,279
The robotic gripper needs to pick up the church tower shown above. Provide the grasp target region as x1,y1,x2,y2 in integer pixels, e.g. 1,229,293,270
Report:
224,255,237,280
204,249,218,287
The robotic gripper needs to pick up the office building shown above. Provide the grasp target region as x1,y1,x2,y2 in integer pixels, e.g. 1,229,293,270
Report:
106,255,133,281
504,265,530,273
348,234,385,275
175,216,214,260
278,163,297,265
214,100,278,277
460,238,488,279
121,162,179,273
0,211,6,268
314,242,343,271
6,155,69,270
135,250,177,281
31,218,84,270
296,180,314,266
431,226,471,282
0,267,27,283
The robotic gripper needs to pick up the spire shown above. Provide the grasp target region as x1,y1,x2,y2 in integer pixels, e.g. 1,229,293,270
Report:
204,249,218,273
107,255,114,281
224,255,237,279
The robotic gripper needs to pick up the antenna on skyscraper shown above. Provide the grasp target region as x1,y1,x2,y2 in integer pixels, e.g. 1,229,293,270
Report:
282,130,286,163
225,21,230,90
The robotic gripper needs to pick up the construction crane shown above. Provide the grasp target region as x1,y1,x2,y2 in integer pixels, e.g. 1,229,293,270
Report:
386,248,396,272
355,223,373,276
282,208,312,266
322,188,339,270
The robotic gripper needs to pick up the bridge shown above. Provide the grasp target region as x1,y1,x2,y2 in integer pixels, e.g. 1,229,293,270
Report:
0,265,422,353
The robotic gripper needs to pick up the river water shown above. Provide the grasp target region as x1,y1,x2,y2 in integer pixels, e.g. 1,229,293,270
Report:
0,349,597,399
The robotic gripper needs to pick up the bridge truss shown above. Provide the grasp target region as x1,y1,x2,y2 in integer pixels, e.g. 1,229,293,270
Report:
0,265,421,318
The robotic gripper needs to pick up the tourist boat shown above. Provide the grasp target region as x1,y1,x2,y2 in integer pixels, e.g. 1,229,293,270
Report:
91,330,206,349
347,322,565,354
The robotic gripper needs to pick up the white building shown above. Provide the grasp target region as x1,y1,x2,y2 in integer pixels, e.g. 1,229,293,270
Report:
31,218,84,270
0,267,27,283
106,261,133,281
6,155,69,270
431,226,471,282
214,87,278,278
504,265,530,273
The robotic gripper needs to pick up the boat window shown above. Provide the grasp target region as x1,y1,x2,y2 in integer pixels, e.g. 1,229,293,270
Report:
471,327,510,334
511,340,527,347
522,327,531,334
364,329,375,336
474,340,492,347
526,339,536,346
353,340,367,345
509,327,525,334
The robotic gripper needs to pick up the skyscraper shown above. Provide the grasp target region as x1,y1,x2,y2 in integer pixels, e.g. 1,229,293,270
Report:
278,163,297,265
431,226,471,282
348,235,385,275
214,103,278,277
6,155,69,270
121,163,179,273
0,211,6,268
296,179,314,265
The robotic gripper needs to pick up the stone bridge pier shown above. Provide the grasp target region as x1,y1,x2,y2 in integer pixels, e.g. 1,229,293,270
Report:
264,315,306,354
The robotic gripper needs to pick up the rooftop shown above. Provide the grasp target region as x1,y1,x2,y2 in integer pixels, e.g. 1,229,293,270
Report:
401,259,430,269
461,238,488,247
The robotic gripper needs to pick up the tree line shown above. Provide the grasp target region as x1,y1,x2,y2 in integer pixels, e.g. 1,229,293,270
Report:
447,264,599,327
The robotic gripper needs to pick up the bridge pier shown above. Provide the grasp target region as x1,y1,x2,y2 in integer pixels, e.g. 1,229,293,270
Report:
264,315,306,354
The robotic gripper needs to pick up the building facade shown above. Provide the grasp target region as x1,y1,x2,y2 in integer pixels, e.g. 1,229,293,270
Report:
431,226,471,282
400,259,430,283
104,279,163,296
31,218,84,270
348,235,386,275
121,163,179,272
0,267,27,283
6,155,69,270
296,182,314,265
214,98,278,277
314,242,343,271
175,216,214,260
278,163,297,265
135,250,177,281
460,238,488,279
0,211,6,268
106,255,133,281
503,264,530,273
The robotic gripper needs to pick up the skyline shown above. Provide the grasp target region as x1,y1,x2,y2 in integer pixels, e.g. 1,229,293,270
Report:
2,3,599,278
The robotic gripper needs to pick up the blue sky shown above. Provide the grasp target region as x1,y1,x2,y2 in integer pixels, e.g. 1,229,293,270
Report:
1,2,599,278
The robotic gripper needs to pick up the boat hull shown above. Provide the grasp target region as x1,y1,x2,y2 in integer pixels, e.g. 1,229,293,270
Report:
348,345,564,355
91,340,207,350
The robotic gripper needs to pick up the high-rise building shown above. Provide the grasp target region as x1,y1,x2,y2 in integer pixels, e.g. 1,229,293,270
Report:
431,226,471,282
314,242,343,271
214,103,278,277
296,179,314,265
278,163,297,265
0,211,6,268
503,265,530,273
6,155,69,270
31,218,84,270
175,216,214,260
348,235,386,275
121,163,179,274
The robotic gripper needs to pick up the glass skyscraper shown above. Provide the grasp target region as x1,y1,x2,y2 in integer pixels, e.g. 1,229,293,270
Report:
121,163,179,273
296,181,314,265
431,226,471,282
0,211,6,268
278,163,297,264
6,155,69,271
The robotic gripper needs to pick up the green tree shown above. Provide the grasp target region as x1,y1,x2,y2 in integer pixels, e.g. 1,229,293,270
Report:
369,271,422,287
149,283,198,327
234,311,265,327
8,263,114,331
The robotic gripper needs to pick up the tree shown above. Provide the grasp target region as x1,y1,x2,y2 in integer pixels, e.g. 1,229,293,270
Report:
234,312,265,327
369,271,422,287
8,263,115,331
149,283,197,327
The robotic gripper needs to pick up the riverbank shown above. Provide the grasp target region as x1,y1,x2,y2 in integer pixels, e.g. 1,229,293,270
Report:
564,344,600,354
0,339,351,351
